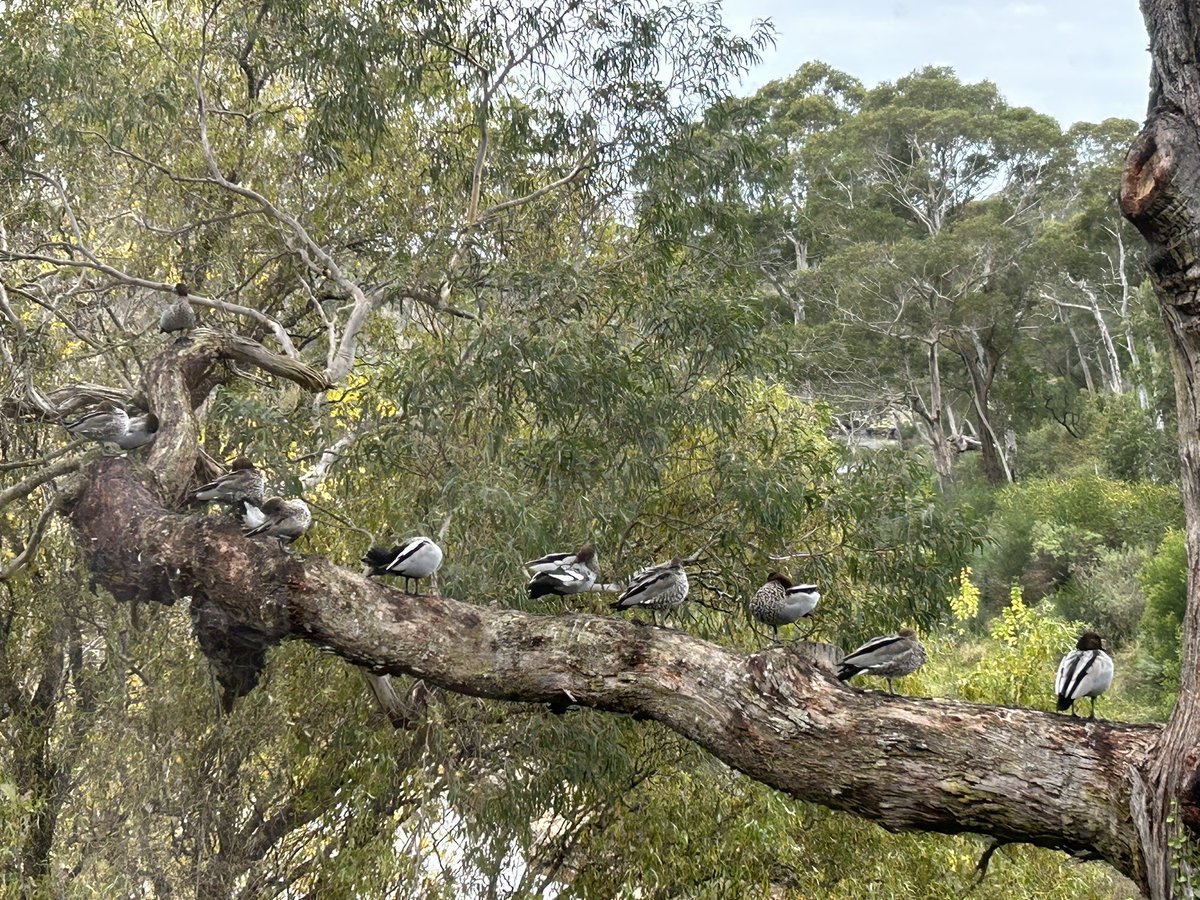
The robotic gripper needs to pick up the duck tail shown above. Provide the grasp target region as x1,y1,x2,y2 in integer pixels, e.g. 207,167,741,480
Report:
836,664,860,682
1056,694,1073,712
361,546,393,573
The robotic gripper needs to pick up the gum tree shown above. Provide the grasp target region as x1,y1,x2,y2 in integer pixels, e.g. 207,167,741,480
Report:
2,1,1199,897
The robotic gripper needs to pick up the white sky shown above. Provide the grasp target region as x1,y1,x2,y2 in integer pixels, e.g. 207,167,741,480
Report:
721,0,1150,127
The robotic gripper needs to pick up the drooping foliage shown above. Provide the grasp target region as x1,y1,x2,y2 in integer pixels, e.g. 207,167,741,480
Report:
0,2,1173,897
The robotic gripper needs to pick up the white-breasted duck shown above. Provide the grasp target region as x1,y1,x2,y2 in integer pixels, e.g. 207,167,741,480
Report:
1055,631,1114,719
188,457,266,507
160,283,197,334
243,496,312,545
837,628,926,695
610,557,689,626
115,413,159,450
526,544,598,600
526,542,598,575
362,537,444,595
64,405,130,445
751,572,820,639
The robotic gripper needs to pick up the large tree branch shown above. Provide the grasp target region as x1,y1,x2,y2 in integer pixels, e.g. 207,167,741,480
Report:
0,252,299,357
141,328,328,498
67,456,1157,887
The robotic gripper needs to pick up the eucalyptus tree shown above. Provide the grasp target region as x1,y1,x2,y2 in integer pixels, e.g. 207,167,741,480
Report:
639,61,864,327
1033,119,1157,408
802,67,1063,486
9,1,1200,898
0,0,981,895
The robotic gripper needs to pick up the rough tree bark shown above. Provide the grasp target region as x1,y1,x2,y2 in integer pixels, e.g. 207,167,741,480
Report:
1117,3,1200,896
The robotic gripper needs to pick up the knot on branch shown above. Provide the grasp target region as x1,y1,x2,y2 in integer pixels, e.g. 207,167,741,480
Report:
71,457,300,710
191,592,289,713
1121,114,1200,286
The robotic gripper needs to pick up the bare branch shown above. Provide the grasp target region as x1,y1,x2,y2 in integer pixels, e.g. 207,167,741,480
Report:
0,497,61,582
219,332,330,392
0,252,299,357
0,455,83,511
0,442,86,473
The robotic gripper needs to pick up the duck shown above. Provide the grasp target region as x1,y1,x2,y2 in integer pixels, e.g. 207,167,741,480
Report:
526,542,598,575
188,457,266,507
362,537,444,595
63,405,130,445
750,572,820,639
160,283,197,334
242,496,311,544
1055,631,1114,719
609,557,689,625
115,412,160,450
837,628,926,695
526,544,598,600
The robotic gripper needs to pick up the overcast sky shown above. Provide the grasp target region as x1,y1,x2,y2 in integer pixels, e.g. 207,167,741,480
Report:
720,1,1150,127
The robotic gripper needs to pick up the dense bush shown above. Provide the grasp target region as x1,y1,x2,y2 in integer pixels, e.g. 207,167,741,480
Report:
1056,546,1150,647
1015,392,1177,485
1139,529,1188,688
973,475,1181,611
954,584,1080,708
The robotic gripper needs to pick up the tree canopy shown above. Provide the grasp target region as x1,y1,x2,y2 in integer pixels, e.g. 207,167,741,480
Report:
0,1,1196,898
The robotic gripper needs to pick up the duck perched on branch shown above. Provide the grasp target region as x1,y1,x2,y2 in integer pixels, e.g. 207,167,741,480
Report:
63,405,129,445
159,282,197,334
362,537,444,595
526,544,598,600
526,542,598,575
837,629,926,695
610,557,689,626
115,413,159,450
188,457,266,507
750,572,820,639
1055,631,1113,719
243,497,312,545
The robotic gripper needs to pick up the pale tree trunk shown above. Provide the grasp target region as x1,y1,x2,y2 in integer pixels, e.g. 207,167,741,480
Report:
956,330,1013,484
1119,2,1200,895
1114,226,1152,409
907,341,955,490
760,232,809,325
1055,301,1099,393
1073,277,1126,393
788,232,808,325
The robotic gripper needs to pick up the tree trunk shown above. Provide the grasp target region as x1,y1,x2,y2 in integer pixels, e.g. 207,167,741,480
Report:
1118,2,1200,895
1055,300,1098,393
916,341,955,490
2,608,67,882
1075,277,1126,393
1114,226,1152,410
956,330,1012,485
